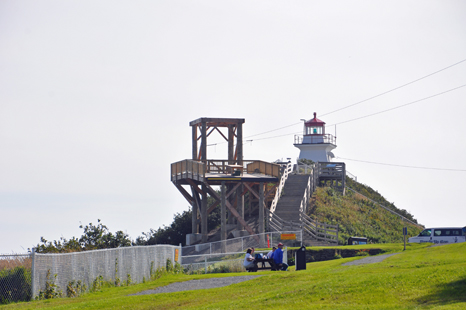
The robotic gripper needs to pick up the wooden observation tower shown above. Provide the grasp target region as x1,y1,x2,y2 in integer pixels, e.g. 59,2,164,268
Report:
170,117,280,245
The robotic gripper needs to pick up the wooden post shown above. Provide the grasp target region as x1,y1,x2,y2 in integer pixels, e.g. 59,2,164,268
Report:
259,182,265,246
248,192,251,218
191,187,199,234
200,121,208,242
237,184,244,230
192,125,197,160
201,184,208,243
221,181,226,252
201,121,207,162
228,124,234,164
237,121,243,164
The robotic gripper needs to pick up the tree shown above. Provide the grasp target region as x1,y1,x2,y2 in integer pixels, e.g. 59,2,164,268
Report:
33,219,132,253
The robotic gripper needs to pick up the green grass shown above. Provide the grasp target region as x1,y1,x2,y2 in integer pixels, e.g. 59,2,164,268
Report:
2,242,465,309
311,186,423,244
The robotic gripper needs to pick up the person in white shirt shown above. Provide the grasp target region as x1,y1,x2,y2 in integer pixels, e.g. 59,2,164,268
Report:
267,247,277,259
243,248,255,270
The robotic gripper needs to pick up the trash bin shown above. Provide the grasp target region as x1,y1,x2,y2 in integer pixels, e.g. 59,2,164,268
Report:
295,245,306,271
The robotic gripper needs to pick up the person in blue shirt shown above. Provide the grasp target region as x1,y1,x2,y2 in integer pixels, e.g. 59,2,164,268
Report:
273,243,288,271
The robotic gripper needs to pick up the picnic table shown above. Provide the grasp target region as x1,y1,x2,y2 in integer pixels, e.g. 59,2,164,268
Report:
246,257,277,272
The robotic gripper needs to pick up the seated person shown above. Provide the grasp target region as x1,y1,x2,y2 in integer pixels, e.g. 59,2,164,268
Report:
273,243,289,271
243,248,255,270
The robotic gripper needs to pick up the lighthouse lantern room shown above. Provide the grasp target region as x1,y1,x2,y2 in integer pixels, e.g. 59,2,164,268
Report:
294,112,336,163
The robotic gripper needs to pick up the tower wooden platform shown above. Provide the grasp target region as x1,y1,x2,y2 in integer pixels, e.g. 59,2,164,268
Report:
170,118,280,245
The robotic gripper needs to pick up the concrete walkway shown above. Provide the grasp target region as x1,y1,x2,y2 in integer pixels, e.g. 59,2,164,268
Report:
341,253,400,266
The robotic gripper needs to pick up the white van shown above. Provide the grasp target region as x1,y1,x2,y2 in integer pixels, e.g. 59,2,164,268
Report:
408,227,466,244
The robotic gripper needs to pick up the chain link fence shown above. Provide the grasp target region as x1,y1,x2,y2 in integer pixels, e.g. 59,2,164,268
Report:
0,254,32,304
0,244,180,304
181,231,299,273
31,244,180,299
182,231,302,256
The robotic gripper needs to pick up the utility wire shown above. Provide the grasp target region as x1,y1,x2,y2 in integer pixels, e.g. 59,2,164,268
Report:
244,84,466,144
245,122,301,139
337,157,466,172
327,84,466,127
236,58,466,141
320,57,466,117
345,186,423,228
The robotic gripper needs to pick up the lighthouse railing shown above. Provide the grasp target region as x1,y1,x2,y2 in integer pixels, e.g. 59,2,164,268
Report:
294,133,336,145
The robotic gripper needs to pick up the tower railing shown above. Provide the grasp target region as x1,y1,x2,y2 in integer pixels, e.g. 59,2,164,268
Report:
201,159,280,178
171,159,206,182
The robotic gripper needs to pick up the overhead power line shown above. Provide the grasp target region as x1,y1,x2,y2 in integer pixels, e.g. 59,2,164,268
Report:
245,122,301,139
240,58,466,141
327,84,466,127
337,157,466,172
320,57,466,117
245,84,466,144
346,186,423,228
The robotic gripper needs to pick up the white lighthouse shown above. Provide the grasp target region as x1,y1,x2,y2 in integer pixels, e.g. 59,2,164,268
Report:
294,112,336,163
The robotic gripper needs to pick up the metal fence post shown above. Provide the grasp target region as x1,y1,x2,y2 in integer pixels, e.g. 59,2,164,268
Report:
241,238,244,252
204,256,207,274
30,250,35,301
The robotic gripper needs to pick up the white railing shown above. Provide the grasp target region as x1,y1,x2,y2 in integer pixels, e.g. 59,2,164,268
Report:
299,175,312,214
269,162,293,214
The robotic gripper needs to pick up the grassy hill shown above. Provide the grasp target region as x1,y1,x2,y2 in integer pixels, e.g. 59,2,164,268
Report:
308,177,423,244
3,242,466,309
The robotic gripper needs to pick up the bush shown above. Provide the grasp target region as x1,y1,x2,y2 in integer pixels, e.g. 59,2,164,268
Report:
0,267,31,304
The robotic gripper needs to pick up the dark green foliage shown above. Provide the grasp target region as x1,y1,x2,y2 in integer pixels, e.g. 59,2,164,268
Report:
34,219,132,253
136,205,221,246
0,267,31,304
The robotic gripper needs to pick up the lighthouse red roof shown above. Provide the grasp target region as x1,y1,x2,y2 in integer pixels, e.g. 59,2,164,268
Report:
305,112,325,126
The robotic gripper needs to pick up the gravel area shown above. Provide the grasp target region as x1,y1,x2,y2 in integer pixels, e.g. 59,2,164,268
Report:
130,275,262,295
341,253,400,266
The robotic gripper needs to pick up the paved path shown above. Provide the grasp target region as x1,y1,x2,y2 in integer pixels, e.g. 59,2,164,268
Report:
130,275,261,295
132,254,400,295
341,253,400,266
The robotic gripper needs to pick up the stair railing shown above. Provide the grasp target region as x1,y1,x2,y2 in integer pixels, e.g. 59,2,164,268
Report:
297,164,315,214
300,211,339,244
269,162,293,214
266,208,289,232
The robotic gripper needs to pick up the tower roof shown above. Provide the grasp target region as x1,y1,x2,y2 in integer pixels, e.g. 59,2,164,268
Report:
305,112,325,126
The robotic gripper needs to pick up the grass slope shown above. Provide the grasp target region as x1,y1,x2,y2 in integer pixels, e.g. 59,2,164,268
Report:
2,243,465,309
309,184,423,244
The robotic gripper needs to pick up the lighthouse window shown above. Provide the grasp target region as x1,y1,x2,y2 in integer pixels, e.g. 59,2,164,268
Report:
307,126,322,135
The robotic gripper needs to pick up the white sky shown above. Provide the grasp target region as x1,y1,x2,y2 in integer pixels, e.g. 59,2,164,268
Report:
1,0,466,253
